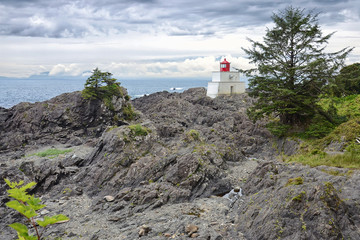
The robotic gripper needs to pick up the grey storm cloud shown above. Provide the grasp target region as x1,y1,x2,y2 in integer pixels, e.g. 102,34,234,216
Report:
0,0,358,38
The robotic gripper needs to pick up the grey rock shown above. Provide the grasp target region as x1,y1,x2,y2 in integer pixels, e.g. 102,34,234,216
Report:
0,90,130,152
233,161,360,240
1,87,358,240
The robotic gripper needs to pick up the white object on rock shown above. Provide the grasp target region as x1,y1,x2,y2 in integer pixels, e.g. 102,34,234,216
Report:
104,195,115,202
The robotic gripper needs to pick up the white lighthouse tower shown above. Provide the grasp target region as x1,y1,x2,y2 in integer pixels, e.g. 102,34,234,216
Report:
206,58,245,98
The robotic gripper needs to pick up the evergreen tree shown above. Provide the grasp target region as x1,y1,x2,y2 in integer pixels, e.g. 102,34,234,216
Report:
243,7,353,126
333,63,360,96
83,68,104,99
82,68,121,100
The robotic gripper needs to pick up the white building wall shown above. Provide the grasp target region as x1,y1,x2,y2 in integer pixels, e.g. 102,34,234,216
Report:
207,71,245,98
206,82,219,98
212,72,221,82
217,82,245,95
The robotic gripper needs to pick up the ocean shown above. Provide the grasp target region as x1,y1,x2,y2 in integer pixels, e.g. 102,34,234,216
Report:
0,78,210,109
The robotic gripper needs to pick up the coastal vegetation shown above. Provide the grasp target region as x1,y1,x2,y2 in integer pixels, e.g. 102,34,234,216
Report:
243,6,353,135
27,148,72,158
279,96,360,168
128,124,151,137
82,68,124,100
4,179,69,240
82,67,136,120
82,68,129,111
332,63,360,97
242,6,359,169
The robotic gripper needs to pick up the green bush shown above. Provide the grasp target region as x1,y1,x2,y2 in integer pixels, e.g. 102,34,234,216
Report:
286,177,304,186
128,124,150,137
122,103,136,121
318,118,360,146
185,129,201,142
301,115,335,139
266,121,290,137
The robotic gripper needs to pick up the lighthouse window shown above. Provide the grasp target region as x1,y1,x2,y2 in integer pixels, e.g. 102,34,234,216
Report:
221,64,226,68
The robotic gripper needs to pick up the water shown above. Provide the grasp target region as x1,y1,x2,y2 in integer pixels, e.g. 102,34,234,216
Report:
0,78,209,108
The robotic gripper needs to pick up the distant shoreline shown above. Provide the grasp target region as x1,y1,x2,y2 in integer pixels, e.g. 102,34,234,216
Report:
0,78,210,108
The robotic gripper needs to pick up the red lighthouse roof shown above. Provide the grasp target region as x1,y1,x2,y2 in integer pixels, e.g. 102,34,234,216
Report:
220,58,230,72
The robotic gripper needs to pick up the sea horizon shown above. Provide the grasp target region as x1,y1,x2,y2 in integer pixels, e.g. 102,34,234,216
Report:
0,77,211,109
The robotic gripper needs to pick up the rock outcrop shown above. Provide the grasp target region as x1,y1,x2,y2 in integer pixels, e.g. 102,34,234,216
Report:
0,87,359,240
233,162,360,240
0,89,131,152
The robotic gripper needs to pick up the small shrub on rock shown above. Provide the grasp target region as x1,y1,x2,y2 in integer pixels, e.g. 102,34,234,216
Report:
286,177,304,186
184,129,201,142
128,124,150,137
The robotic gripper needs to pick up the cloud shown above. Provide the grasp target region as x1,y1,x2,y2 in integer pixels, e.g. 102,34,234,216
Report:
0,0,359,78
44,55,251,79
1,0,358,39
49,64,84,76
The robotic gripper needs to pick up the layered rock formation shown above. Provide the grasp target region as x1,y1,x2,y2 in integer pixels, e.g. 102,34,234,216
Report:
0,88,359,240
0,89,130,152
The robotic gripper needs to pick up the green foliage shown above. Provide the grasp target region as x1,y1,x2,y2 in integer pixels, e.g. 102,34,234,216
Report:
122,103,136,121
184,129,201,142
82,68,121,99
300,115,335,139
265,121,290,137
106,125,119,132
9,223,37,240
282,96,360,168
292,191,306,202
243,6,353,127
320,95,360,120
128,124,150,137
82,68,128,112
332,63,360,96
4,179,69,240
285,150,360,169
320,169,353,177
286,177,304,186
28,148,72,158
319,118,360,145
37,215,69,228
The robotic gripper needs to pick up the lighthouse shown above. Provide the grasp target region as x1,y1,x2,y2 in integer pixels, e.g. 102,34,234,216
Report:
206,58,245,98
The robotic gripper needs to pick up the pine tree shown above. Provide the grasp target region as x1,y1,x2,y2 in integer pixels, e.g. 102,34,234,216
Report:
244,6,353,127
82,68,104,99
82,68,121,100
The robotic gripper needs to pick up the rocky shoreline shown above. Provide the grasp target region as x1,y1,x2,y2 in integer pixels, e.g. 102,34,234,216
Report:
1,88,359,239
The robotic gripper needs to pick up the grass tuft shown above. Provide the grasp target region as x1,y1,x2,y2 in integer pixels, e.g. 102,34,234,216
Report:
29,148,72,158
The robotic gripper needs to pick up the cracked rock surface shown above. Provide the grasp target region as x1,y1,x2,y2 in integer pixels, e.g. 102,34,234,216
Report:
1,88,359,240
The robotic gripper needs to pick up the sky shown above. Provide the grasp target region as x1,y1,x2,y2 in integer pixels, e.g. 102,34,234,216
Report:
0,0,359,79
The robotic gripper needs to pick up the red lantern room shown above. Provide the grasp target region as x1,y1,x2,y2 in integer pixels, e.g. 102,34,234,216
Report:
220,58,230,72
